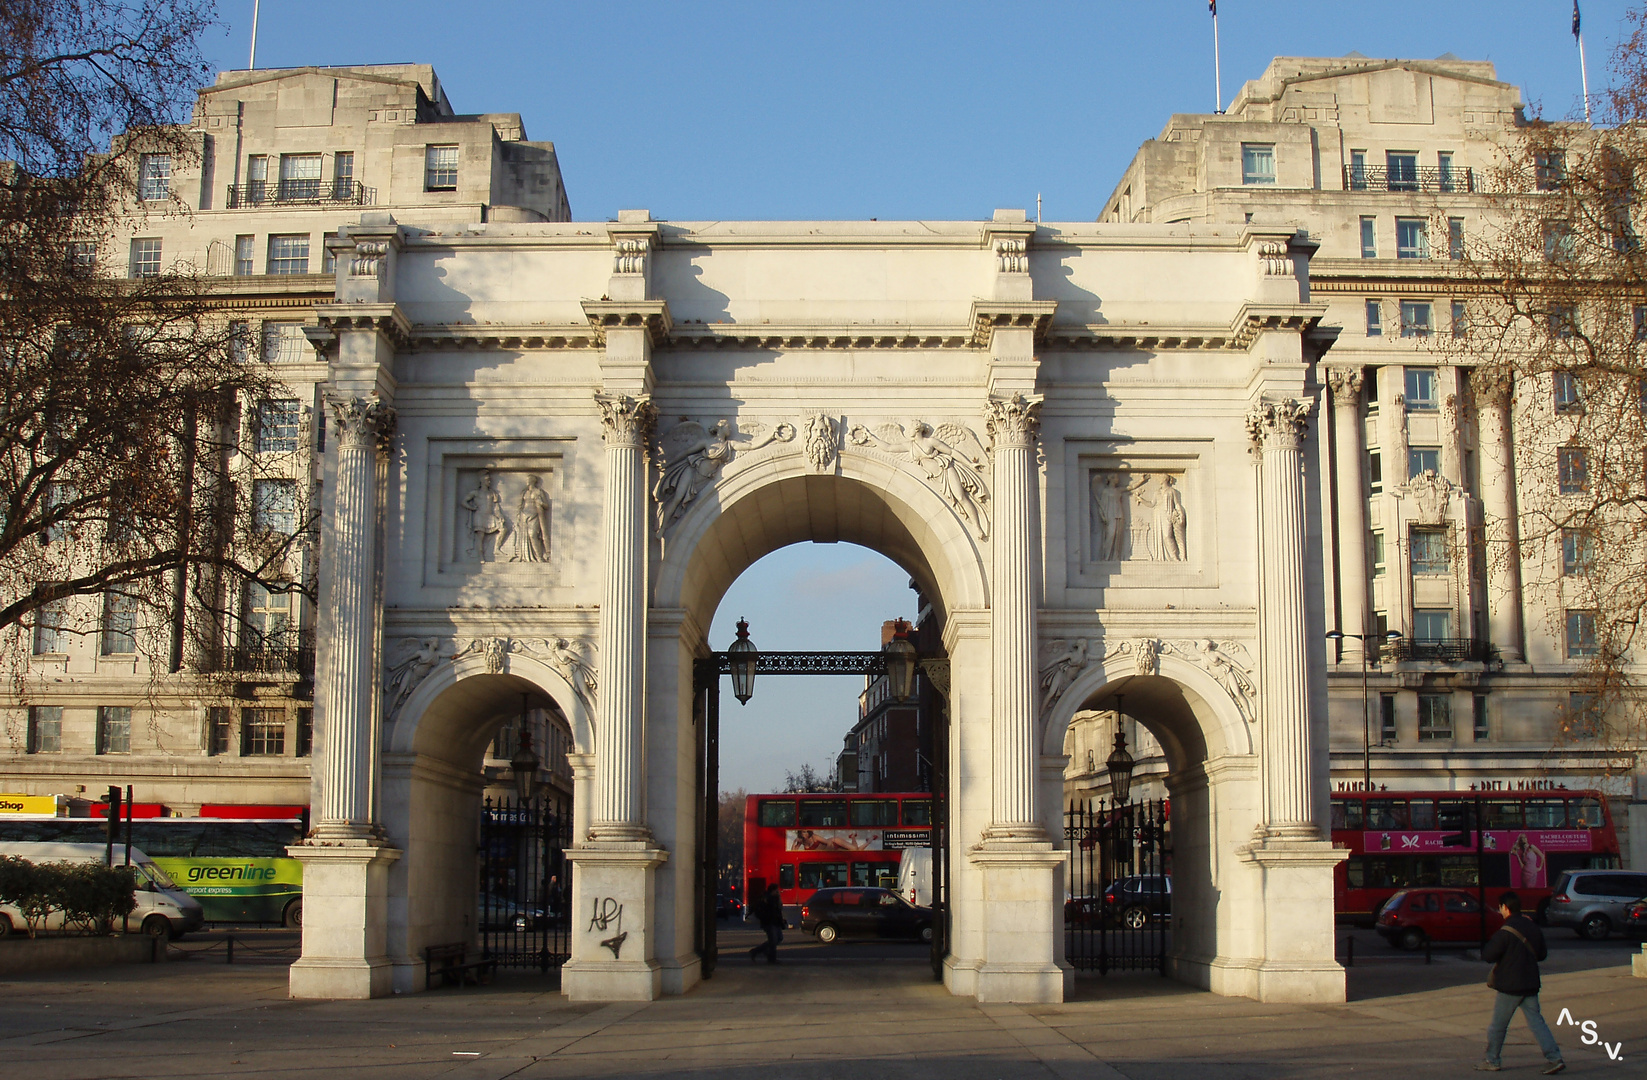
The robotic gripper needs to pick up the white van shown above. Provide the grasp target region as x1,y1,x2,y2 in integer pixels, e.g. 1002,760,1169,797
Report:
897,847,933,908
0,842,205,939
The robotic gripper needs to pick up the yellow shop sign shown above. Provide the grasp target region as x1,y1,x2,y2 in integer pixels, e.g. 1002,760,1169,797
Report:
0,794,61,816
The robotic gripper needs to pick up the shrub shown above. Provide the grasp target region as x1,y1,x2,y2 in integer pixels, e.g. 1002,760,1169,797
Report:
0,858,136,936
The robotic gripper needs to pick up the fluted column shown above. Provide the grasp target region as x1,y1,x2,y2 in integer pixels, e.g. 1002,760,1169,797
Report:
317,396,394,838
983,393,1042,839
1477,379,1525,662
591,392,656,842
1326,368,1369,655
1247,399,1318,840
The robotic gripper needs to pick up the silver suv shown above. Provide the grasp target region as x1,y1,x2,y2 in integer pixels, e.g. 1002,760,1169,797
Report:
1547,870,1647,940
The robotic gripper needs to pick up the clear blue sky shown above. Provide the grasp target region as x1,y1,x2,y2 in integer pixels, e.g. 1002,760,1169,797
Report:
215,1,1638,790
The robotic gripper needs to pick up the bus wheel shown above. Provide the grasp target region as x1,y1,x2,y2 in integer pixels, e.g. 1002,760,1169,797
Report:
140,914,171,939
1398,927,1426,951
815,924,838,944
283,900,303,929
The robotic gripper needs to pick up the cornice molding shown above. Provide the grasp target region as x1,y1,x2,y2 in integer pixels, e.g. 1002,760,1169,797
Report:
968,299,1058,348
581,299,672,347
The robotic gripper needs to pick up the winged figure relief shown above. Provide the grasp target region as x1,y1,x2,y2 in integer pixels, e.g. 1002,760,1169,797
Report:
653,418,796,535
849,419,991,538
1164,638,1258,722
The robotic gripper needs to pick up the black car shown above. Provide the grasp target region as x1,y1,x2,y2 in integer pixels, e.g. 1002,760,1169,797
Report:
716,891,743,919
1624,895,1647,940
800,887,933,943
1103,875,1173,929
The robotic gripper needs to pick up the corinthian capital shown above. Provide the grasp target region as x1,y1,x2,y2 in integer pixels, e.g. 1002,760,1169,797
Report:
595,392,657,448
1245,398,1313,451
985,392,1043,450
328,395,396,450
1323,366,1364,405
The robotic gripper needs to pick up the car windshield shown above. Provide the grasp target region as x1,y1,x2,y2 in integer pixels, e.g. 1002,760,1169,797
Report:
1379,891,1408,914
141,862,177,889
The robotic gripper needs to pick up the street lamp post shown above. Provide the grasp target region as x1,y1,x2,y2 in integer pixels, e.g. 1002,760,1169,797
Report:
1325,629,1402,791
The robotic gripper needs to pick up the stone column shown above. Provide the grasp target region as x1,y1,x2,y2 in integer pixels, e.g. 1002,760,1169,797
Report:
1476,379,1525,662
1326,368,1368,655
984,392,1043,839
1246,399,1318,840
590,392,656,842
316,396,395,838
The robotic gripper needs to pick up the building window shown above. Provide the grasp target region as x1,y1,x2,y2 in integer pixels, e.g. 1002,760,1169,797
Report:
1558,446,1588,493
1448,217,1465,259
1549,304,1578,339
243,580,293,648
1360,216,1377,258
1241,144,1276,185
129,237,162,278
1404,367,1437,410
1553,370,1582,412
1368,449,1382,493
1365,299,1383,337
261,321,309,363
1349,150,1368,190
242,708,286,756
1396,218,1429,259
332,151,355,198
1543,220,1576,261
32,596,68,654
1417,693,1452,741
27,706,62,753
101,589,137,654
296,708,313,757
1399,300,1432,338
1371,529,1386,576
246,154,269,201
251,479,298,535
1408,446,1440,478
1472,694,1489,741
1414,609,1452,642
425,144,460,190
267,234,310,275
1437,152,1457,192
97,706,132,754
1562,528,1595,575
278,153,322,200
138,154,171,201
1566,693,1602,739
234,234,255,276
1410,529,1449,574
229,320,253,364
1565,610,1598,658
66,241,97,274
1451,300,1468,339
1379,693,1397,742
207,707,233,756
1386,151,1419,192
1635,304,1646,341
1535,150,1565,191
253,399,302,453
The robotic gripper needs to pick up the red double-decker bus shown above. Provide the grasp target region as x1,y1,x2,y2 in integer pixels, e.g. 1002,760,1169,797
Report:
744,792,933,908
1331,789,1622,926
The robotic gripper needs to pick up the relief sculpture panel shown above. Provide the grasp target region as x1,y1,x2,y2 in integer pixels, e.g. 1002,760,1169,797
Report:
1089,469,1187,563
456,466,557,563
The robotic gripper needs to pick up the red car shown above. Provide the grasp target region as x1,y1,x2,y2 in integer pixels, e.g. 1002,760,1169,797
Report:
1376,888,1505,950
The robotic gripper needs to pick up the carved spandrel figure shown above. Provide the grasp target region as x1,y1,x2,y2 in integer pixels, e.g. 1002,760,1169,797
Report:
384,637,443,720
654,419,795,536
1038,638,1089,713
515,473,552,562
461,469,509,562
850,419,991,538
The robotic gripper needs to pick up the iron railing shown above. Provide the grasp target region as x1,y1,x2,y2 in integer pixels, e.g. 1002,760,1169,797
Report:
225,180,376,209
1343,165,1476,194
1383,636,1497,663
1064,798,1169,975
228,631,315,677
480,797,572,971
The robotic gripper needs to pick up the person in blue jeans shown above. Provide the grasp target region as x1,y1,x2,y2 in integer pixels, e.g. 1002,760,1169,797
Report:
1476,891,1564,1073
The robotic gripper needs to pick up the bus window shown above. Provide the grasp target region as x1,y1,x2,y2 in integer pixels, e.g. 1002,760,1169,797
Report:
778,864,795,889
850,800,898,827
759,800,798,828
873,865,898,889
1409,800,1436,829
1572,797,1603,828
798,862,847,890
1438,800,1474,832
1339,799,1363,830
1345,855,1363,888
1482,800,1523,828
850,863,872,887
798,800,848,827
1367,799,1406,829
1439,856,1478,887
1524,800,1566,828
902,799,933,826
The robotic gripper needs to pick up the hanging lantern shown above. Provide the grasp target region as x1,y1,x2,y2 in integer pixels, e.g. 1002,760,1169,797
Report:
1107,696,1136,803
883,619,918,702
728,617,759,705
510,694,541,803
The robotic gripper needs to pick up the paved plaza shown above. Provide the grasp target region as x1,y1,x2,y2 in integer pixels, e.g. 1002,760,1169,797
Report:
1,930,1642,1079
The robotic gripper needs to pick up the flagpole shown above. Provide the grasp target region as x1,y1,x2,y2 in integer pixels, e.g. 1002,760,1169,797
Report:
1213,10,1223,114
1578,31,1591,123
249,0,261,69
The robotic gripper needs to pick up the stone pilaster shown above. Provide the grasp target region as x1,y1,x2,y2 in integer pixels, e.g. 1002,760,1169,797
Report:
1246,398,1318,840
589,392,656,842
315,396,395,838
1476,378,1525,662
1326,368,1369,655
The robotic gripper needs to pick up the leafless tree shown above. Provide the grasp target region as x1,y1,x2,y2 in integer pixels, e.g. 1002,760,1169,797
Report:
781,764,843,793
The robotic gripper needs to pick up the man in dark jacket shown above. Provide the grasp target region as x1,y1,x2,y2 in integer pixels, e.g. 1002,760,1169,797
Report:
749,884,784,964
1476,891,1564,1073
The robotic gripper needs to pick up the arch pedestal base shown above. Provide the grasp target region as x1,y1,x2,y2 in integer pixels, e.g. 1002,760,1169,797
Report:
287,842,402,1000
1229,840,1349,1003
962,842,1071,1003
561,844,670,1002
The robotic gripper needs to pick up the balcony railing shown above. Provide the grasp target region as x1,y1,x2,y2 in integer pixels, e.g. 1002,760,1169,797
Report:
1382,636,1497,664
1343,165,1476,194
228,631,315,678
226,180,376,209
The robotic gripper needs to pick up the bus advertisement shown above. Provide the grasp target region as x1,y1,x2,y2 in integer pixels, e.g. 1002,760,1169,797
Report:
744,793,933,908
1331,789,1621,925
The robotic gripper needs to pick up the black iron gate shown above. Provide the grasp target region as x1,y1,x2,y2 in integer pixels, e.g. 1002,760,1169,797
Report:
479,797,572,971
1064,798,1170,975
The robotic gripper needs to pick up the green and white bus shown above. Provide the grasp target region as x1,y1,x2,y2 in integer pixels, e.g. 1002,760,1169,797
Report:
0,817,305,926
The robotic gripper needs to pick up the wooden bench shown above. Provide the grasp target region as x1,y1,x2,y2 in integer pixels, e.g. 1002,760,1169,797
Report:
423,943,496,990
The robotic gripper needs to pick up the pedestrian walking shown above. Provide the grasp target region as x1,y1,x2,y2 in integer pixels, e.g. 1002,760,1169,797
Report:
749,883,784,964
1475,891,1564,1073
